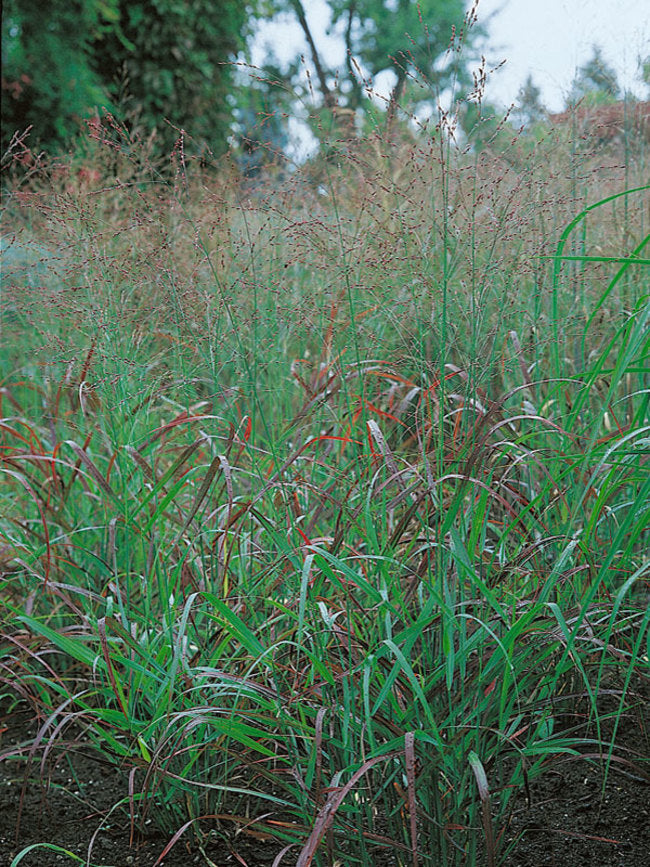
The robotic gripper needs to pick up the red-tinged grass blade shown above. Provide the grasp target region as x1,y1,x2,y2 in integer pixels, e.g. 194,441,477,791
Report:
364,398,407,426
14,697,79,840
0,467,51,583
125,437,206,526
296,753,398,867
0,420,43,449
61,430,94,500
129,766,137,847
175,452,223,539
148,412,223,444
240,414,253,442
313,707,327,809
151,812,291,866
0,385,24,413
153,814,217,865
304,433,364,448
64,440,120,505
126,444,156,483
202,594,266,657
291,358,316,397
97,617,129,719
272,844,299,867
77,336,97,387
570,753,650,784
468,751,495,867
0,631,67,690
405,731,419,867
367,419,408,493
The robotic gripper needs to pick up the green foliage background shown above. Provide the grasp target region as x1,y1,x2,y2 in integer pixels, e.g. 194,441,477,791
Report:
2,0,120,151
2,0,253,156
90,0,252,156
2,2,641,167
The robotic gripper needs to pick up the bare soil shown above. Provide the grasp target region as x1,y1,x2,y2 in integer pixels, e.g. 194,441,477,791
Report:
500,676,650,867
0,710,284,867
1,681,648,867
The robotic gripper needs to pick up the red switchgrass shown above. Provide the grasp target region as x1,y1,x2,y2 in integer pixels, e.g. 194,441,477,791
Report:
1,112,648,866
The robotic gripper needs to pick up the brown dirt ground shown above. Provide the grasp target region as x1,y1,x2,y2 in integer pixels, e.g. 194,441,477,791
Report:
1,679,648,867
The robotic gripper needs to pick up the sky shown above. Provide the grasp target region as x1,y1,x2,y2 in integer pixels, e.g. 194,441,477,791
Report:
477,0,649,110
251,0,650,113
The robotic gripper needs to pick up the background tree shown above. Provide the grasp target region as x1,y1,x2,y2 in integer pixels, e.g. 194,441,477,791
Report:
333,0,477,123
273,0,479,131
1,0,119,153
231,57,296,175
2,0,254,157
568,45,621,106
514,73,546,127
91,0,253,157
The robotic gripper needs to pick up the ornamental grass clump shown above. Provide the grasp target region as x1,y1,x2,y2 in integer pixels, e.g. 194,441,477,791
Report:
1,77,648,867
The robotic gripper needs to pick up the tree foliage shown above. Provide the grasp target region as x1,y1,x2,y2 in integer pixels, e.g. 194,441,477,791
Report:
2,0,253,156
276,0,478,129
3,0,482,161
2,0,119,152
332,0,474,114
515,74,546,126
91,0,252,156
569,45,621,106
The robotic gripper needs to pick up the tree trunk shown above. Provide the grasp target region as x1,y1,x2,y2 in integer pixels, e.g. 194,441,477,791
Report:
289,0,336,108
